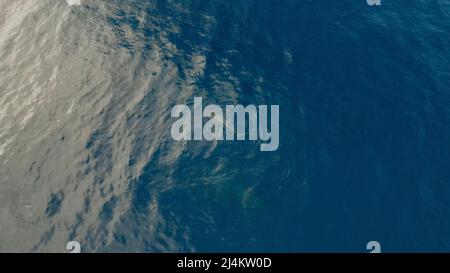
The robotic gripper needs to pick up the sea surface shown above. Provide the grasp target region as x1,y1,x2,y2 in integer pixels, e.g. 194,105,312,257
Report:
0,0,450,252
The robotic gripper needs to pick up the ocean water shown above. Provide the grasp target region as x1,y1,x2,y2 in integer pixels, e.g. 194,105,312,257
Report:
0,0,450,253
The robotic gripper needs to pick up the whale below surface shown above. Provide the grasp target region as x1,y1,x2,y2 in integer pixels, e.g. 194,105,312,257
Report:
0,0,450,253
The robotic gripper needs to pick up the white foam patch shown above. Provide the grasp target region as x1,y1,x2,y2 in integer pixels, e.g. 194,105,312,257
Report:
65,0,81,6
0,143,6,157
0,137,14,157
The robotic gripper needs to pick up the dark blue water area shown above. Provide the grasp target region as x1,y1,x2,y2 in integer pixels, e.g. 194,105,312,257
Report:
107,0,450,252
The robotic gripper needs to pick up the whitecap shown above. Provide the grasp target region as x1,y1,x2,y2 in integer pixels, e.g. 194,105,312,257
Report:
65,0,81,6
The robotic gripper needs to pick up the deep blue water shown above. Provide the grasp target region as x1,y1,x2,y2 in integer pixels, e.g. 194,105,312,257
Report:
132,0,450,252
120,0,450,252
